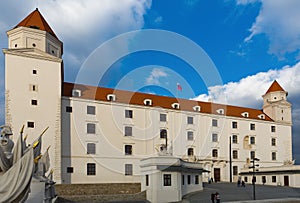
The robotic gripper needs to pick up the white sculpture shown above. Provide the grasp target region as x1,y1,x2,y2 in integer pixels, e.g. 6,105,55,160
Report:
0,125,56,202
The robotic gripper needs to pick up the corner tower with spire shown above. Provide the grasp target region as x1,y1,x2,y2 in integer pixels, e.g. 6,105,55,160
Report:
3,9,63,183
262,80,292,124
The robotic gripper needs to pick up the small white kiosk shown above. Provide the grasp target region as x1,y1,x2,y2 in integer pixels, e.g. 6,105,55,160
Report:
140,156,207,203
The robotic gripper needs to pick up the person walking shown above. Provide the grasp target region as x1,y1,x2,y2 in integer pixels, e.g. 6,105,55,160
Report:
215,192,221,203
241,180,245,187
210,193,215,203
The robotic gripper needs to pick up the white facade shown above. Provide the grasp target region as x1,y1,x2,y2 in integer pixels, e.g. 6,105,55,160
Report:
3,9,295,190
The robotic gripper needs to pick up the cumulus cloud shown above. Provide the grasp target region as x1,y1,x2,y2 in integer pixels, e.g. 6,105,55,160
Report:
243,0,300,58
193,62,300,108
145,68,168,85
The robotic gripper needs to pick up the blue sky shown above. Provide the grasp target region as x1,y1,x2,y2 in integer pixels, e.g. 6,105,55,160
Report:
0,0,300,162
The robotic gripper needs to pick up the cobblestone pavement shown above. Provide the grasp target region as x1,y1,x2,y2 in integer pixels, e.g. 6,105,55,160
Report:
181,182,300,203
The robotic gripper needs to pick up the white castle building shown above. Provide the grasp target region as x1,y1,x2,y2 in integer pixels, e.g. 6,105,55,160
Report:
3,9,296,189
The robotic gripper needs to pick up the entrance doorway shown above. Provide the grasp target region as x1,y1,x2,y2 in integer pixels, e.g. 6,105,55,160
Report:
214,168,221,182
284,176,289,186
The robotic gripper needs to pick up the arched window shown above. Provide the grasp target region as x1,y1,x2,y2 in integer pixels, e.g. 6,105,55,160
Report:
212,149,218,158
187,148,194,156
160,129,167,139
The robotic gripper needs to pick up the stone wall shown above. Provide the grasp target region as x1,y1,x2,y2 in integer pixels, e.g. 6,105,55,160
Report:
55,183,146,202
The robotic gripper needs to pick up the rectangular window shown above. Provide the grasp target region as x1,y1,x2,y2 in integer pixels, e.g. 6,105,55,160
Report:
272,176,276,183
125,145,132,155
125,164,133,176
182,175,185,185
271,126,276,132
233,150,238,159
187,175,191,184
87,163,96,175
212,133,218,142
212,119,218,127
232,135,238,143
250,151,255,159
31,99,38,105
27,121,34,128
187,131,194,140
33,69,37,74
67,167,73,173
160,113,167,122
232,121,237,129
87,106,96,115
124,126,132,136
212,149,218,158
250,136,255,145
233,166,238,175
187,116,194,124
195,175,199,184
146,175,149,186
272,152,277,160
271,138,276,146
87,123,96,134
125,110,133,118
163,174,171,186
87,143,96,154
250,123,255,130
66,106,72,113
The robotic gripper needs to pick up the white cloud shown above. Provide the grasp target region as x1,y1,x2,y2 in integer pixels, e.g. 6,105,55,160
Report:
0,0,152,82
193,62,300,109
145,68,168,85
244,0,300,58
236,0,260,5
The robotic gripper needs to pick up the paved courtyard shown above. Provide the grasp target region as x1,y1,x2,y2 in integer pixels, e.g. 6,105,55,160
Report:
182,182,300,203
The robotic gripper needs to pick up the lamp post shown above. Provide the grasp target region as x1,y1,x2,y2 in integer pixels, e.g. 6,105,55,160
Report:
249,158,260,200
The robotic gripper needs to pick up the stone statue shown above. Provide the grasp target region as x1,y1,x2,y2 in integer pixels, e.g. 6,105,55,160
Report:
0,125,56,203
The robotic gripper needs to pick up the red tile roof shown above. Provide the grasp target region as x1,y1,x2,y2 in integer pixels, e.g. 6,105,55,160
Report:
15,8,58,39
265,80,286,94
63,82,273,122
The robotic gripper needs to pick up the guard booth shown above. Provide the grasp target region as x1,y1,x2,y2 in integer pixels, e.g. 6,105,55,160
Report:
140,156,208,203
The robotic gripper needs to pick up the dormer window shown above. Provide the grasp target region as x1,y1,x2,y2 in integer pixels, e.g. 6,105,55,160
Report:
193,105,201,112
143,99,152,106
171,103,180,109
107,94,116,101
216,109,224,114
242,112,249,118
258,114,265,120
72,89,81,97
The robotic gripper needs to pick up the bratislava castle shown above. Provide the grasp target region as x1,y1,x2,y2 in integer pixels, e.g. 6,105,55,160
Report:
3,9,293,185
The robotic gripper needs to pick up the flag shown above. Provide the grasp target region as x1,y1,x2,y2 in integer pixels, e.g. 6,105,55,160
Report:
177,83,182,91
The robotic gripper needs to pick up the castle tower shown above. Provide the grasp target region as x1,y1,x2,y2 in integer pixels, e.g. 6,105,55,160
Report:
3,9,63,183
262,80,292,124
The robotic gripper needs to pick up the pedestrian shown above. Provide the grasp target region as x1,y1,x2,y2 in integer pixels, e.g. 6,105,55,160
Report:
241,180,245,187
211,177,214,183
210,193,215,203
237,179,241,187
215,192,221,203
